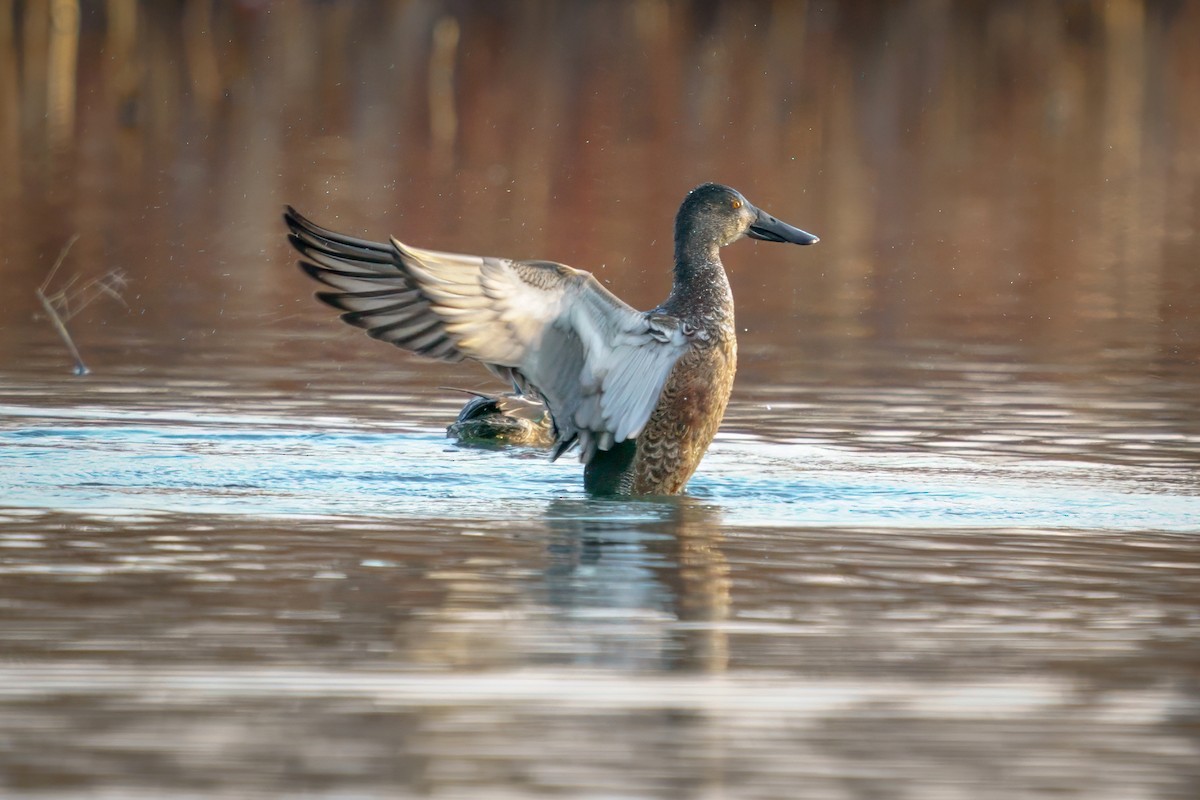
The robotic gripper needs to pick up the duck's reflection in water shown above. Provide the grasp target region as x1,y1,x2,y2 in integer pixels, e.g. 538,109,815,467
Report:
541,496,730,672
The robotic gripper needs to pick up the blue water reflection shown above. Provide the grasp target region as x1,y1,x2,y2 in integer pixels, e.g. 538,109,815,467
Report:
4,408,1196,532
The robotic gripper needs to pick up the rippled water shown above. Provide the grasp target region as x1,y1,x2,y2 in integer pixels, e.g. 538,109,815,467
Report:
3,395,1198,529
5,336,1198,528
2,335,1198,798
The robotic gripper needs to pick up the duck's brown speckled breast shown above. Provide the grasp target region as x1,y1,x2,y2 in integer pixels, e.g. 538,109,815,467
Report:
629,325,737,494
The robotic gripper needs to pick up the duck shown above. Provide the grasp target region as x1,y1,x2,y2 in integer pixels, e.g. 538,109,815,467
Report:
285,183,818,495
444,389,555,448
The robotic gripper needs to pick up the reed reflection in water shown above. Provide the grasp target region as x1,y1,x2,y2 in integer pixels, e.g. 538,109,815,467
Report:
0,0,1197,374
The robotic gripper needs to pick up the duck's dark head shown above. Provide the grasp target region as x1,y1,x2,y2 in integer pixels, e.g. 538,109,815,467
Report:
675,183,818,262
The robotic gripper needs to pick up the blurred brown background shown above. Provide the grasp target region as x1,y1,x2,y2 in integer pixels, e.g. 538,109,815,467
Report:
0,0,1197,386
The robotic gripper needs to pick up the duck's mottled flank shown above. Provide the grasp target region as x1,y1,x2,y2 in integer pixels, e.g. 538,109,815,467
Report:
630,328,737,495
287,182,817,495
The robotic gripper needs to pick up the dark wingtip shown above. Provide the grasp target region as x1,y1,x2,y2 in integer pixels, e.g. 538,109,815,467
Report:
297,260,351,291
283,205,302,231
283,205,327,239
314,289,351,309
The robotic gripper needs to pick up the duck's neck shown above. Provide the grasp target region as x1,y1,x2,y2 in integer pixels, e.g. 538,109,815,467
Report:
666,238,733,320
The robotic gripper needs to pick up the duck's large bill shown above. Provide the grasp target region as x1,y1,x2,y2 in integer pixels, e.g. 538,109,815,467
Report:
747,206,819,245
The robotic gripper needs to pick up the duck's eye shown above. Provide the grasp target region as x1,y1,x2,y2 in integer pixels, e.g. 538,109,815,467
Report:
731,199,742,210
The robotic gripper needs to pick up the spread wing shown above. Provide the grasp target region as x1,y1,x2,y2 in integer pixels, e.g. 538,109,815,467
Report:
285,207,690,462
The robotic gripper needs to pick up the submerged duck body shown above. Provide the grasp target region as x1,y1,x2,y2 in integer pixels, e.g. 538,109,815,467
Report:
446,390,554,448
287,183,817,495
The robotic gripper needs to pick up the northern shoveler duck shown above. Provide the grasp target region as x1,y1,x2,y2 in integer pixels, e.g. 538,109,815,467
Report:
286,183,818,495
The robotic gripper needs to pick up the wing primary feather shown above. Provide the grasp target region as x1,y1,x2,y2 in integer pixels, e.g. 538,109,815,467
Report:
285,207,393,257
405,326,456,354
336,295,426,321
422,337,463,361
291,237,398,274
321,287,421,300
368,312,443,342
300,260,398,286
303,265,365,292
290,230,395,266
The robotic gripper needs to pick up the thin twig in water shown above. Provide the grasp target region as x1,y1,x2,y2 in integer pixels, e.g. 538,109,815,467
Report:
35,235,129,376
